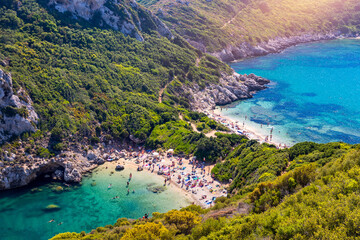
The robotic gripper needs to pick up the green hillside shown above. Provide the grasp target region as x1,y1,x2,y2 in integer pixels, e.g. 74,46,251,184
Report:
1,0,360,239
51,143,360,239
0,0,233,159
141,0,360,53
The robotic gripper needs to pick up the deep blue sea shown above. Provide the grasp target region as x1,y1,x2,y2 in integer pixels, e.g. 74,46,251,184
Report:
220,39,360,146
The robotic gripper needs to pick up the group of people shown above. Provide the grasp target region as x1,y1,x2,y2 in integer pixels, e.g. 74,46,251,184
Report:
129,151,226,207
108,173,136,199
100,146,227,208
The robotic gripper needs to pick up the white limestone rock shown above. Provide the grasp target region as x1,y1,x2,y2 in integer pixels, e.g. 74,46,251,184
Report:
0,69,38,144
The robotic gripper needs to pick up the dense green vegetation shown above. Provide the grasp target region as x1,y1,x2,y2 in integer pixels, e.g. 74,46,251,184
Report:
142,0,360,53
145,109,246,162
0,0,232,158
212,141,351,192
2,0,360,239
52,144,360,239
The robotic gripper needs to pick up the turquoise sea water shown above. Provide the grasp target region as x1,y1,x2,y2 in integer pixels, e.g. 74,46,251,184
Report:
0,163,190,240
221,39,360,146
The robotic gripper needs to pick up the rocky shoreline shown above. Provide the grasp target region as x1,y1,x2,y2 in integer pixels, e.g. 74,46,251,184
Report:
0,146,134,190
209,32,355,63
175,32,360,111
170,72,270,111
2,32,356,191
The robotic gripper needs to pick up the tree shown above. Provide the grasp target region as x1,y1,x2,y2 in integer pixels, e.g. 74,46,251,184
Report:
163,210,201,234
121,222,172,240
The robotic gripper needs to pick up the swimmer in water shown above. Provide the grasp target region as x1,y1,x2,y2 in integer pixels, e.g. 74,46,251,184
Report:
132,189,135,193
48,219,55,223
58,222,63,226
108,184,112,189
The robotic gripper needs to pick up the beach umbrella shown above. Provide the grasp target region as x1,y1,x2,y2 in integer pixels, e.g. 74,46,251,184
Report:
153,152,159,156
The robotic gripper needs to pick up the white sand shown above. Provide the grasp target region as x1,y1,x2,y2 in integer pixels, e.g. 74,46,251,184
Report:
103,150,227,208
209,108,288,148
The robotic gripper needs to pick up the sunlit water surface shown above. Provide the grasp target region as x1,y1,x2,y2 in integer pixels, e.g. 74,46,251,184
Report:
220,39,360,146
0,163,190,240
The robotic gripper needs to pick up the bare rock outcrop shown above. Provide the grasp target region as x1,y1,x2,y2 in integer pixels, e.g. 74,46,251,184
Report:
188,32,344,62
0,69,38,144
170,72,269,110
49,0,173,41
212,32,340,62
0,151,101,190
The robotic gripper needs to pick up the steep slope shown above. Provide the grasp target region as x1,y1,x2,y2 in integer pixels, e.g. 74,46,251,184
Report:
0,69,38,144
0,0,268,189
47,0,173,41
141,0,360,61
51,143,360,239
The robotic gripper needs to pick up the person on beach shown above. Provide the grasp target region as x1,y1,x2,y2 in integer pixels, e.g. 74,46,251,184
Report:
129,173,132,180
127,189,130,195
126,181,129,187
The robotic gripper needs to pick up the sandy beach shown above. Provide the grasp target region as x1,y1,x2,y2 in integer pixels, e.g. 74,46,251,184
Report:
207,108,288,148
100,148,228,209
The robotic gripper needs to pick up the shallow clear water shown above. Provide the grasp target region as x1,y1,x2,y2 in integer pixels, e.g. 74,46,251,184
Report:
221,39,360,146
0,163,190,240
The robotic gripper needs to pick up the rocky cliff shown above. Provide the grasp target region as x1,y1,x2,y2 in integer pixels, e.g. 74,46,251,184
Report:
0,149,108,190
0,69,38,144
49,0,173,41
210,32,341,62
170,72,270,110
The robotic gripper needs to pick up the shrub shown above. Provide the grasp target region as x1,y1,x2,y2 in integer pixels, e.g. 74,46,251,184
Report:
163,210,201,234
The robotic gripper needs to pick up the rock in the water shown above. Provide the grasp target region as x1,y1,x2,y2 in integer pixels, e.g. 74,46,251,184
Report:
30,188,42,193
115,165,124,171
53,186,64,193
146,185,166,193
64,164,82,183
44,204,61,212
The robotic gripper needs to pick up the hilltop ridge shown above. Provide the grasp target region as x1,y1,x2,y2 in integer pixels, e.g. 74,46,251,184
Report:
142,0,360,61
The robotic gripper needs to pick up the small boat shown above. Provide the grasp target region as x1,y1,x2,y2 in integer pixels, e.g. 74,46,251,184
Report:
115,165,124,171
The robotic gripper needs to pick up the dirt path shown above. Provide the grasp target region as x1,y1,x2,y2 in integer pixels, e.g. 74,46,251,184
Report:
158,82,170,103
179,114,225,138
159,76,179,103
221,13,239,29
220,10,241,29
